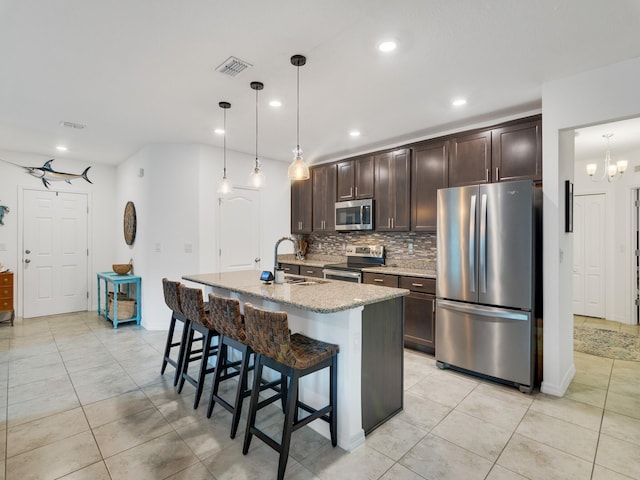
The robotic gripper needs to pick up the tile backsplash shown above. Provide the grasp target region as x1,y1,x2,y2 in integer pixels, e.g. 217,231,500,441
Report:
303,231,437,269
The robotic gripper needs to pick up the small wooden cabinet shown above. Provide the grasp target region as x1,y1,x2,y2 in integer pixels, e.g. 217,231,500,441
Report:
449,130,492,187
336,155,374,201
291,177,312,234
411,139,449,232
298,265,324,278
312,164,336,232
400,276,436,354
0,271,14,326
492,117,542,183
374,149,410,231
363,272,399,288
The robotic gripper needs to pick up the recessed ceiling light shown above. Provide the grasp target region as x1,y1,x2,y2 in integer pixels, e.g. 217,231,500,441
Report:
56,145,68,151
378,40,397,53
349,130,361,137
214,128,225,135
452,98,467,107
269,100,282,107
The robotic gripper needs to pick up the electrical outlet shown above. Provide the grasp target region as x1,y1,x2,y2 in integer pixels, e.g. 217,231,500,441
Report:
184,243,193,254
155,243,161,253
408,243,414,255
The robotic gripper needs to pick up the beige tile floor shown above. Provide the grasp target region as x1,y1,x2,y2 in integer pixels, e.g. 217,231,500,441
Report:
0,312,639,480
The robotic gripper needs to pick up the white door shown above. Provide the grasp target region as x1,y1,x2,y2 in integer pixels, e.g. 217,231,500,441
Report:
219,187,261,272
23,189,89,318
573,194,606,318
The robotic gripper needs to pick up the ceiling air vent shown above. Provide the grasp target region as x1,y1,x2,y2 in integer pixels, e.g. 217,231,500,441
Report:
60,121,85,130
215,56,252,77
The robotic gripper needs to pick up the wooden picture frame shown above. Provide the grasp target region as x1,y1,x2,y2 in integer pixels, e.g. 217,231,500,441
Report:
565,180,573,233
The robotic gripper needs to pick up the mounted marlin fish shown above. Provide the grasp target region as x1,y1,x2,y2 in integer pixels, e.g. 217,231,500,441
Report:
0,158,92,189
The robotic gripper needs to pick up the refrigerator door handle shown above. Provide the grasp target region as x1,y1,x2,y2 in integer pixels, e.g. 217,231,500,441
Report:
437,299,529,322
469,194,477,292
479,193,487,293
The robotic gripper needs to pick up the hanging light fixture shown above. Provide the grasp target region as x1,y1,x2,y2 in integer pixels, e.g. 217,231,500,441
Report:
586,133,628,182
287,54,310,181
249,81,265,188
217,101,233,194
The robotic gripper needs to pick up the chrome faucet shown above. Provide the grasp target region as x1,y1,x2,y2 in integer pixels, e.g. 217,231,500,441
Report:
274,236,303,275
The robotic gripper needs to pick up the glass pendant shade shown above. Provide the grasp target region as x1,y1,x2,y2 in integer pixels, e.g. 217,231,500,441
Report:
288,148,310,180
217,175,232,194
249,166,265,188
586,133,627,182
586,163,598,176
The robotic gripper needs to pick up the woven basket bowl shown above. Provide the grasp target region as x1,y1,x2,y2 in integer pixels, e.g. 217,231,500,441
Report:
112,263,132,275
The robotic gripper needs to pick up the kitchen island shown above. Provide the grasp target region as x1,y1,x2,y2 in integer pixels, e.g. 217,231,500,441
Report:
182,270,409,451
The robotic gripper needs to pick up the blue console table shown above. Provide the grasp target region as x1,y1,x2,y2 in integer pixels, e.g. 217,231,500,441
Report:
97,272,141,328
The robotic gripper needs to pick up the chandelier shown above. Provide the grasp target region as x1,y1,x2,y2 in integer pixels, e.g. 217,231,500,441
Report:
586,133,628,182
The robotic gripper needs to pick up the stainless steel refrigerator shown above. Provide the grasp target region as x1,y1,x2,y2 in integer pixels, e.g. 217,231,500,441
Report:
436,180,537,392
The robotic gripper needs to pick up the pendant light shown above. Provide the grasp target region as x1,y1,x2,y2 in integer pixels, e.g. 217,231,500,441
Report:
249,81,265,188
287,54,310,181
217,101,233,194
586,133,628,182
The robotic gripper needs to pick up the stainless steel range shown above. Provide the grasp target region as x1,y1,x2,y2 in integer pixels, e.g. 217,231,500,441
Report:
323,245,385,283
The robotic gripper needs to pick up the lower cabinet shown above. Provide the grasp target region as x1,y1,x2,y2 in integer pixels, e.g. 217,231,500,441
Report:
363,273,436,354
298,265,324,278
278,263,300,275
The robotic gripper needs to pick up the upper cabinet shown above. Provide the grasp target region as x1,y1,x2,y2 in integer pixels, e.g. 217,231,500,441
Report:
336,155,374,201
375,149,410,231
492,117,542,183
291,177,312,234
411,139,449,232
449,130,492,187
312,164,336,232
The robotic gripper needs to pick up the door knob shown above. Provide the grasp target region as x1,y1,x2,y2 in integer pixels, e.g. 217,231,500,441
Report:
24,259,31,264
25,249,31,254
254,258,261,263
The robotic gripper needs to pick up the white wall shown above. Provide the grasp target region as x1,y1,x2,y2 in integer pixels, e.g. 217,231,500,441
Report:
574,146,640,325
117,143,291,330
541,55,640,396
0,150,117,315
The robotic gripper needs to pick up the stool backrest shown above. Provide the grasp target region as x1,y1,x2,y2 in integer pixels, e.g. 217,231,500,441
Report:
208,293,245,342
178,285,213,329
243,303,294,366
162,278,182,314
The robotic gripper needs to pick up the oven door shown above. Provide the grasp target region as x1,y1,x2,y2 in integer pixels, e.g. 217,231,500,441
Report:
323,269,362,283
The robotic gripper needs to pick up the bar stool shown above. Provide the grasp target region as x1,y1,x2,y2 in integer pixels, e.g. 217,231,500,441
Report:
242,303,339,480
177,284,219,409
205,293,281,438
160,278,204,386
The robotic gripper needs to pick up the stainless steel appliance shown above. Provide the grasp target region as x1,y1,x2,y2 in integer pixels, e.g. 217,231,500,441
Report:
436,180,538,392
335,199,373,231
323,245,384,282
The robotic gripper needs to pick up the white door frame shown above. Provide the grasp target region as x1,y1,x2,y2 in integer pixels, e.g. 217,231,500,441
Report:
631,186,640,325
17,185,93,318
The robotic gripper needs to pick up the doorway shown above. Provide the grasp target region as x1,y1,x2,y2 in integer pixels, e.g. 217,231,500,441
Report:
218,187,261,272
634,188,640,325
21,189,89,317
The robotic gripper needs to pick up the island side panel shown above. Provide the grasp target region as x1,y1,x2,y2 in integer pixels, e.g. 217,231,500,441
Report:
361,297,404,434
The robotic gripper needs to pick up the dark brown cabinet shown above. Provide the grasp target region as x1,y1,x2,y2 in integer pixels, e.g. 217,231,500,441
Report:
400,276,436,354
279,263,300,275
363,272,399,288
374,149,410,231
492,118,542,183
291,178,312,234
336,156,374,201
449,130,492,187
312,164,336,232
298,265,324,278
411,140,449,232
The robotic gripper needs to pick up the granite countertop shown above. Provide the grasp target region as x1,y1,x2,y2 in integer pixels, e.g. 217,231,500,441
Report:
182,270,409,314
277,254,436,279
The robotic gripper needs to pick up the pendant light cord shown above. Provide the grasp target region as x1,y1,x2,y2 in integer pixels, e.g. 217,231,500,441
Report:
223,107,227,177
296,64,300,152
255,87,259,164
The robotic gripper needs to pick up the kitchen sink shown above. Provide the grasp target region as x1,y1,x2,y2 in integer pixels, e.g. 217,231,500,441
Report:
284,275,329,285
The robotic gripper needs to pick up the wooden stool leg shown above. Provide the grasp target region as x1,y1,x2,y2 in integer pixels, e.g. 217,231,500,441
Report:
278,371,299,480
161,314,177,375
177,326,195,393
206,338,227,418
194,330,214,409
173,319,190,386
330,355,338,447
230,344,251,439
242,355,264,455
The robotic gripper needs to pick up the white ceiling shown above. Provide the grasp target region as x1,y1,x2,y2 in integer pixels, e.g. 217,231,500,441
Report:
1,1,640,167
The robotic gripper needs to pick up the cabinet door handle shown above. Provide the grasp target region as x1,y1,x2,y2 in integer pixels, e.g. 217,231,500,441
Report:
432,300,436,314
354,186,358,197
388,217,391,228
495,167,499,181
391,217,394,229
485,168,489,182
374,278,384,283
350,187,353,197
411,283,423,287
305,270,314,274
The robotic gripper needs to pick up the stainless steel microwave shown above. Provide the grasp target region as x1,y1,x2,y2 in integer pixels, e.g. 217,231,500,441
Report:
335,199,373,231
